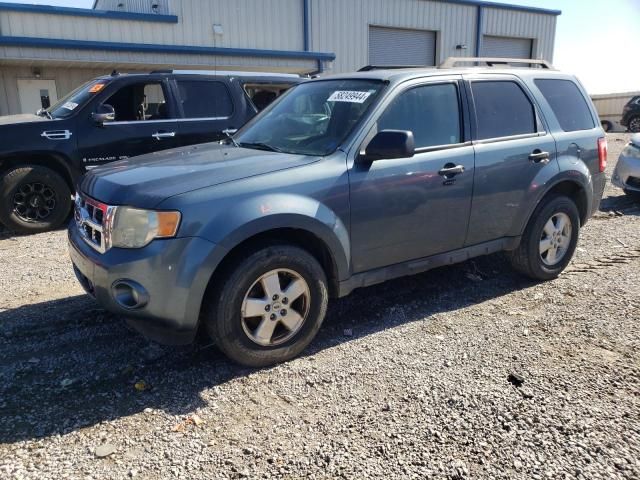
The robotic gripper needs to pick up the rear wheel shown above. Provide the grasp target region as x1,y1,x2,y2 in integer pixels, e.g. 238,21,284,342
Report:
204,244,329,367
0,165,72,234
508,195,580,280
629,116,640,133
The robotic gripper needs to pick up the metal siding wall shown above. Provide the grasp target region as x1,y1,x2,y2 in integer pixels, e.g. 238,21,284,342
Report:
94,0,171,14
0,0,303,50
310,0,479,73
482,7,556,61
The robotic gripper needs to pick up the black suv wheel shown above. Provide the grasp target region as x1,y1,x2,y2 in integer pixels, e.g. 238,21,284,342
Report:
629,116,640,133
0,165,72,234
508,195,580,280
205,244,329,367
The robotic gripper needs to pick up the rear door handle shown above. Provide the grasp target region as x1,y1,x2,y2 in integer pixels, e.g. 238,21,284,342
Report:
529,149,550,163
152,131,176,140
438,164,465,177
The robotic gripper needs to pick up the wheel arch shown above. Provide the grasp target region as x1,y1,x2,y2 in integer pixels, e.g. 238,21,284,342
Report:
523,177,590,233
0,152,78,192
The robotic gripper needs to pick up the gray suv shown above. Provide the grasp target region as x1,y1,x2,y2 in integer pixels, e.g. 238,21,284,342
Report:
68,58,607,367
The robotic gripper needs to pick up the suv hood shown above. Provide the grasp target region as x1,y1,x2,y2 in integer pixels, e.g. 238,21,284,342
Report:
80,142,319,207
0,113,49,126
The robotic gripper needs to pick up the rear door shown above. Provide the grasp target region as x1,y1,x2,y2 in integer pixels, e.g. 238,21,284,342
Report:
76,78,179,168
464,74,558,246
171,77,242,146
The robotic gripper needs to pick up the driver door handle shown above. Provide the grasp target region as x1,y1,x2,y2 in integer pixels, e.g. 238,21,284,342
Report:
529,149,550,163
438,164,465,177
152,131,176,140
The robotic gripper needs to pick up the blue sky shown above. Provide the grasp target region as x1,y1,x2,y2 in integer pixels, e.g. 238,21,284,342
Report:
7,0,640,94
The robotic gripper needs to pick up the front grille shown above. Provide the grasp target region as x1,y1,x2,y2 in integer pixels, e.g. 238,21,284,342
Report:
74,193,115,253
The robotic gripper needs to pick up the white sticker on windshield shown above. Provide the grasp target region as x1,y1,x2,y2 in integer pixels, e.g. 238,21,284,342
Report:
62,102,78,111
327,90,372,103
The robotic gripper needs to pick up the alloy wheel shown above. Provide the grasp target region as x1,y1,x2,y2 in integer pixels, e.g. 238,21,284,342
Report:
241,268,311,347
12,182,57,222
539,212,572,266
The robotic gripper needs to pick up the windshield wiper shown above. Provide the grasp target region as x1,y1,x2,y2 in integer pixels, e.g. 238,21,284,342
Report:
36,108,53,120
238,141,283,153
222,128,239,147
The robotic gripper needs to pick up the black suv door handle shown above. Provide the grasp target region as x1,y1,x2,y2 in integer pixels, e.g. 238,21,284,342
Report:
438,164,465,177
529,149,550,163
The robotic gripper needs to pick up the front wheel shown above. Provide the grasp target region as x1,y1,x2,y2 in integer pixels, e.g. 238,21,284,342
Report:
629,116,640,133
204,244,329,367
0,165,72,234
508,195,580,280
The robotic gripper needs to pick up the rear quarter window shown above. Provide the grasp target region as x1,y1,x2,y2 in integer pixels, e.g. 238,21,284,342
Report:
535,79,595,132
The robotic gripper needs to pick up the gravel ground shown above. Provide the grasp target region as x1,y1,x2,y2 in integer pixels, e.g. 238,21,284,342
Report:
1,133,639,479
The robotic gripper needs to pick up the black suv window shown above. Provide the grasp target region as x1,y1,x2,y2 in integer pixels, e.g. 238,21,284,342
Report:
535,79,594,132
378,83,461,148
471,81,536,140
177,80,233,118
103,82,170,122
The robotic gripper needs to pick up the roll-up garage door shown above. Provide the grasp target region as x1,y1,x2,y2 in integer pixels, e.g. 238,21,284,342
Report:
481,35,532,59
368,26,436,66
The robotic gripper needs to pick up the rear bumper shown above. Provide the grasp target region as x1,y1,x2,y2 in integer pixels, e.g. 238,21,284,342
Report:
68,222,226,345
611,153,640,192
590,171,607,216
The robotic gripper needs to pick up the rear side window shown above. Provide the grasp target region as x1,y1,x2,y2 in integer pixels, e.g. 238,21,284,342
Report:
176,80,233,118
471,81,536,140
535,79,594,132
378,83,461,148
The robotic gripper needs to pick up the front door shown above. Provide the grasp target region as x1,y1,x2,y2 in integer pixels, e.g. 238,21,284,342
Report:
349,79,475,273
17,79,58,114
77,80,179,169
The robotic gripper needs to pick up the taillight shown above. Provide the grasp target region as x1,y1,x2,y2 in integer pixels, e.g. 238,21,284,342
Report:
597,137,607,172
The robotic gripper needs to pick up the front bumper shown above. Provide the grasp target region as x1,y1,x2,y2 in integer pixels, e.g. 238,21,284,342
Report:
68,222,225,345
611,152,640,192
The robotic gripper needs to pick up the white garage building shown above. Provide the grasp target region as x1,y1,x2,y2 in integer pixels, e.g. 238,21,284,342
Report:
0,0,560,115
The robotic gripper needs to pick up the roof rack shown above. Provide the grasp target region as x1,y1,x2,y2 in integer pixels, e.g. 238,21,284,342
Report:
149,69,301,78
358,65,433,72
439,57,555,70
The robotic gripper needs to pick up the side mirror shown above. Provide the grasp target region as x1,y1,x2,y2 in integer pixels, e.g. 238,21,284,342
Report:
361,130,415,162
92,104,115,124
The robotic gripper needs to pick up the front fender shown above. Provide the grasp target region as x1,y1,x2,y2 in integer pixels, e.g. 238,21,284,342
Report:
190,193,350,281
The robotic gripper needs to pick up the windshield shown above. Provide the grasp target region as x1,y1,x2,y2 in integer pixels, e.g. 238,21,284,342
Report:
47,79,110,119
235,79,385,156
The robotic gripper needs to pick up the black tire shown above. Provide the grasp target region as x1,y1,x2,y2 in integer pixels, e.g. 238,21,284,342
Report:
0,165,71,234
205,244,329,367
629,116,640,133
508,195,580,281
601,120,612,132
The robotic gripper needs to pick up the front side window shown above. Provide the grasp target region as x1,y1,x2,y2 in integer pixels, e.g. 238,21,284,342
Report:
177,80,233,118
235,79,385,156
471,81,536,140
535,79,594,132
47,79,110,119
103,82,170,122
377,83,461,148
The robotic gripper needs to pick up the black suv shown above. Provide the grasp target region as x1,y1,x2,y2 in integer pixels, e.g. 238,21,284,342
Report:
0,70,301,233
621,95,640,133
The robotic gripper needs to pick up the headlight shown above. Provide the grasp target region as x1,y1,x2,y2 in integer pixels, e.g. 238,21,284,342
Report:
622,144,640,159
110,207,181,248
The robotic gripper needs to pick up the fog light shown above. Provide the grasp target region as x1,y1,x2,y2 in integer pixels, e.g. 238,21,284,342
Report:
112,280,149,309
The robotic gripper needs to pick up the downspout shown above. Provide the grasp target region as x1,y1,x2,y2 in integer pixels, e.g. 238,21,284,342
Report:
475,5,483,58
303,0,323,75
